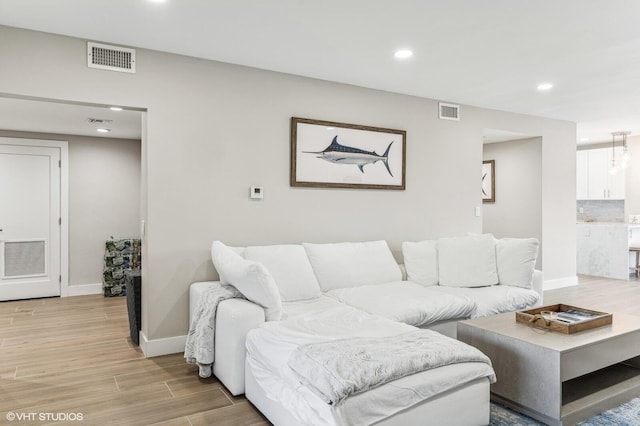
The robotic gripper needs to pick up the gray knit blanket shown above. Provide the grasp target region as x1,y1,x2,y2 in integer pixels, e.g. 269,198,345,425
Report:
288,329,495,405
184,283,244,378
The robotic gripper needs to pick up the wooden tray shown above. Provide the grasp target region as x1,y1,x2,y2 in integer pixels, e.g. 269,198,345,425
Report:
516,304,612,334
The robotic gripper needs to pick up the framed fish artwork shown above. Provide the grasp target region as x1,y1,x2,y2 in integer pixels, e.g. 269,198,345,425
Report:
290,117,406,190
482,160,495,203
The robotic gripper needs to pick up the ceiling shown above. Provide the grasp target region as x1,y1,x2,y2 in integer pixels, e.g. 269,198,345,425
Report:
0,97,142,140
1,0,639,144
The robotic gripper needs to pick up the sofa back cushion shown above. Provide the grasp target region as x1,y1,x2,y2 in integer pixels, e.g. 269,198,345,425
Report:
438,234,498,287
302,240,402,292
210,241,282,320
401,240,439,286
496,238,539,288
244,244,322,301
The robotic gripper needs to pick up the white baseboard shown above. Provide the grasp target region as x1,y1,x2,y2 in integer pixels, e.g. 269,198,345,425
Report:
543,275,579,291
139,331,186,358
67,283,102,296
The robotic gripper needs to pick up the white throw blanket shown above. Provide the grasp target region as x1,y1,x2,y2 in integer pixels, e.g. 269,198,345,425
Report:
184,283,244,378
288,329,495,405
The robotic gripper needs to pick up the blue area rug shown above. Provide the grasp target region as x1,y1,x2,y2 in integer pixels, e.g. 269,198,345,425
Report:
490,397,640,425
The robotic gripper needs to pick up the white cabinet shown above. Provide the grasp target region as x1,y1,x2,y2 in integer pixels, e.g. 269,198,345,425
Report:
587,148,611,199
609,150,626,199
576,150,589,199
577,147,625,200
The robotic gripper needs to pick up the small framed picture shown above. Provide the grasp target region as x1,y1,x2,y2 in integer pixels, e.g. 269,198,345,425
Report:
290,117,406,190
482,160,495,203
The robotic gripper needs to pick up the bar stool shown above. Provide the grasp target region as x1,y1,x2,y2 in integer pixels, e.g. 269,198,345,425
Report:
630,247,640,277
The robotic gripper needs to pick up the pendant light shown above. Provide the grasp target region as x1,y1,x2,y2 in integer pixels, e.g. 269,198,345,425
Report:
621,132,631,169
609,131,632,175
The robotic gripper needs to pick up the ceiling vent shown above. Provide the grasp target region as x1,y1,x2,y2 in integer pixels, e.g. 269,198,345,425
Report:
439,102,460,121
87,42,136,73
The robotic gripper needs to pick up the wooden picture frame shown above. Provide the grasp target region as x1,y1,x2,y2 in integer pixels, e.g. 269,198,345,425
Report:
482,160,495,203
290,117,406,190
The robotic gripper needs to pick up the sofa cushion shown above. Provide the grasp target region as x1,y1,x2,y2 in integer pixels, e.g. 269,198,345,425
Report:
210,241,282,321
302,241,402,292
496,238,539,288
438,234,498,287
402,240,438,286
326,281,476,327
431,285,540,317
244,244,322,301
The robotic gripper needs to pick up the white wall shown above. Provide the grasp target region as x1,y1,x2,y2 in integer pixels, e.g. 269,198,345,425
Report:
68,135,141,287
483,138,542,269
0,25,576,343
625,135,640,220
0,129,141,288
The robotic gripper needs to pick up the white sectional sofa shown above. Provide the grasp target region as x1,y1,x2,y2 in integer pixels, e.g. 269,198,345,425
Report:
188,234,541,425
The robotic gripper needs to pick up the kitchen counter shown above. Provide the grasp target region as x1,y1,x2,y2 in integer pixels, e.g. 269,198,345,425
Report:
576,221,627,225
577,222,635,280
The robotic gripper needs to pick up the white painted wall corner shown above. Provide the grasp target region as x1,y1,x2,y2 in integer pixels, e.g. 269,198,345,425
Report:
139,331,186,358
543,275,579,291
67,283,102,296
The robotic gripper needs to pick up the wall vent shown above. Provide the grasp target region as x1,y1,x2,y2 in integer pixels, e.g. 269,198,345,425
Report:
2,240,47,278
439,102,460,121
87,42,136,73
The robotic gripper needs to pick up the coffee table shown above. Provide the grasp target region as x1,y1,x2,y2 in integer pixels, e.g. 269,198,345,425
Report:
458,311,640,426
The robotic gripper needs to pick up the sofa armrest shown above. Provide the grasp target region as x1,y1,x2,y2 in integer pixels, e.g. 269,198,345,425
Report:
531,269,544,307
189,281,219,321
189,281,265,396
214,298,265,396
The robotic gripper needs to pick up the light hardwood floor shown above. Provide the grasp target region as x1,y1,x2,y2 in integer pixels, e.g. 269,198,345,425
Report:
0,275,638,425
544,274,640,316
0,294,268,425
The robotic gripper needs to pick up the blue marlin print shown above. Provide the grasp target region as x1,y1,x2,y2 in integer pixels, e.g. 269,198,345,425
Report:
304,136,394,176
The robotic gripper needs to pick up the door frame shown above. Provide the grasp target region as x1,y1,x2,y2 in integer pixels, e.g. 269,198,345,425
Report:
0,137,69,297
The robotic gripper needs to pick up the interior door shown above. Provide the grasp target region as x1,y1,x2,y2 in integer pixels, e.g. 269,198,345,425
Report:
0,143,61,300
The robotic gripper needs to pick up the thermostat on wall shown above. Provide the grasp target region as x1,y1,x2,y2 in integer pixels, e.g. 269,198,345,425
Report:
250,186,264,200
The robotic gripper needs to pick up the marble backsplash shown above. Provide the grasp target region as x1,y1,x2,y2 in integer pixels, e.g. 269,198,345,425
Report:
577,200,625,222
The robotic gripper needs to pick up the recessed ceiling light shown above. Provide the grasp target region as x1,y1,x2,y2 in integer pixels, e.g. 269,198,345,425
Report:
580,137,589,142
97,128,111,133
109,106,123,111
537,83,553,91
394,49,413,59
326,127,334,131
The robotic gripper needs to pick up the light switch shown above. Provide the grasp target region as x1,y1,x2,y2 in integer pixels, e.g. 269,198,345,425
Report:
475,206,481,217
250,186,264,200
